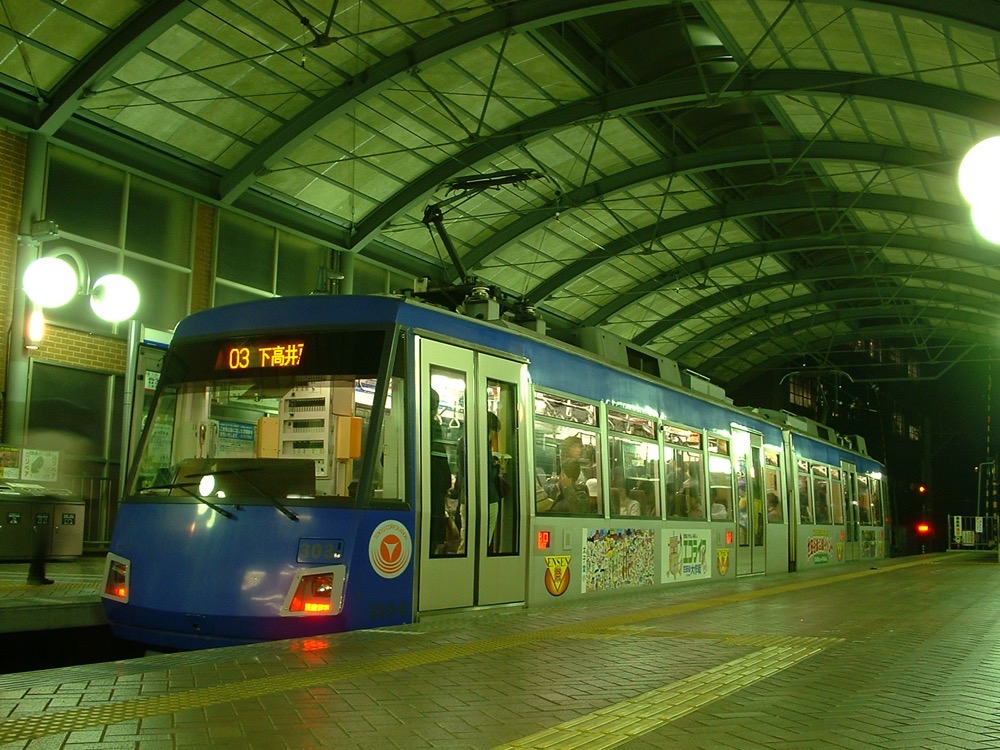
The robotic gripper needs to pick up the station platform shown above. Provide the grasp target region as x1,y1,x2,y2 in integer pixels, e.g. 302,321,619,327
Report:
0,555,107,633
1,552,998,749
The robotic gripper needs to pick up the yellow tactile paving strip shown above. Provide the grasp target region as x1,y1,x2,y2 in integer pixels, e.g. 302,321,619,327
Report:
495,636,842,750
0,557,932,745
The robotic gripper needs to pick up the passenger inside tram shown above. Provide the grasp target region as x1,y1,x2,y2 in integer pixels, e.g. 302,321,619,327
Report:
544,459,589,514
671,476,703,518
814,483,831,524
710,488,730,519
686,493,705,518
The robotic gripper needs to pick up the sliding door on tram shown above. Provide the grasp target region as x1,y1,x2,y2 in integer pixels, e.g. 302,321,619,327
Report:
733,426,766,576
842,463,860,562
417,338,529,613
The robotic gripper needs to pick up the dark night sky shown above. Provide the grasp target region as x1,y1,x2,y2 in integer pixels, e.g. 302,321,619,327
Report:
918,359,994,516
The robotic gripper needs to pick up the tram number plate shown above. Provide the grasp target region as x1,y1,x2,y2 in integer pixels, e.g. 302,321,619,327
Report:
297,538,345,563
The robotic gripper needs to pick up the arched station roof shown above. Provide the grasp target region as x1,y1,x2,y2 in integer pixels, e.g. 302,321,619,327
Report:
1,0,999,387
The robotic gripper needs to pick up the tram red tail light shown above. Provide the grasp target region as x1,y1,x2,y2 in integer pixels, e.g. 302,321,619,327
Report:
102,557,130,603
281,565,345,617
288,573,334,614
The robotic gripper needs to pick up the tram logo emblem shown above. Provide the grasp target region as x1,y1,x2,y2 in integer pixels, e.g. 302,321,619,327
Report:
369,520,412,579
716,548,730,576
544,555,571,596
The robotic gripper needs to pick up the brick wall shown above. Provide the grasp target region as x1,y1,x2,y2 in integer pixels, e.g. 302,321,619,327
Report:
0,130,26,397
33,325,127,373
193,202,216,312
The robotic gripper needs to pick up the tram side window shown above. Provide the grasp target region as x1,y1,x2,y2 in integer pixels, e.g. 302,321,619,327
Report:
707,435,732,522
870,479,883,525
764,450,783,523
664,425,706,519
486,378,520,556
830,468,844,525
534,392,601,516
369,376,405,504
857,476,872,524
812,465,831,524
608,410,660,518
797,460,813,523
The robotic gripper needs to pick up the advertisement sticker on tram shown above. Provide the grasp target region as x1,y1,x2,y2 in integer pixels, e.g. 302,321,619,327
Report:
544,555,572,596
583,528,656,592
663,528,711,582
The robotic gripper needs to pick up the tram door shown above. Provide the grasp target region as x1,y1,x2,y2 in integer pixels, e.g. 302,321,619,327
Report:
842,462,860,562
733,427,766,576
417,338,529,612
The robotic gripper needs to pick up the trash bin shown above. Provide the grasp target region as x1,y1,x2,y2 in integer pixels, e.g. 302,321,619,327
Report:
0,483,84,560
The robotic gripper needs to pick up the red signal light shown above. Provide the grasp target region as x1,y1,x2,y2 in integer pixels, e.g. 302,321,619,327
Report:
916,522,931,535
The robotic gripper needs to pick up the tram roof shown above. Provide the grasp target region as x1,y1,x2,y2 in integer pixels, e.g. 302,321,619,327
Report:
0,1,995,389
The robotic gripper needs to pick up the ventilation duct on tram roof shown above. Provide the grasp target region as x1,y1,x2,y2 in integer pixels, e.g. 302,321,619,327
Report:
681,368,731,404
756,408,810,434
558,327,683,387
756,408,845,445
845,434,869,456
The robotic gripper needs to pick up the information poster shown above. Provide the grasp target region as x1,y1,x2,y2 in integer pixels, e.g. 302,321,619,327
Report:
20,449,58,482
0,445,20,479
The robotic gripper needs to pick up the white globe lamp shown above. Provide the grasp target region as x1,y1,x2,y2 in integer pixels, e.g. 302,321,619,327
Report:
971,202,1000,245
90,273,140,323
23,256,78,308
958,135,1000,206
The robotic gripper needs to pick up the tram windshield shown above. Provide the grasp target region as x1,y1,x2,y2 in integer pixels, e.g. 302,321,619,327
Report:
127,328,405,506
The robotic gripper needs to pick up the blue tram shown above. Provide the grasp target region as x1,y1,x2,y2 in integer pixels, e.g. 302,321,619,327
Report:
102,295,888,649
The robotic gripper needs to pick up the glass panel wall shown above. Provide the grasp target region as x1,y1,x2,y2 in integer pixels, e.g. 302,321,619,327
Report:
44,146,193,332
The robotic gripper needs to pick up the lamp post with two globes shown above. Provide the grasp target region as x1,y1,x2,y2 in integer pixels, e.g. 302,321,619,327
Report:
21,248,140,342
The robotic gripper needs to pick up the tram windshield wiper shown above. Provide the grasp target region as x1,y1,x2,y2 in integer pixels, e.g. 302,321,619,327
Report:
137,482,237,519
209,467,300,522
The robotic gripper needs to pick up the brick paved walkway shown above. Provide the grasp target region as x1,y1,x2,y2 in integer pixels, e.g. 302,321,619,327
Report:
1,553,997,749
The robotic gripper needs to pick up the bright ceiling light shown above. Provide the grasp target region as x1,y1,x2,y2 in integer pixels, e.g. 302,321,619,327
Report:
90,273,140,323
958,135,1000,206
971,202,1000,245
23,256,78,308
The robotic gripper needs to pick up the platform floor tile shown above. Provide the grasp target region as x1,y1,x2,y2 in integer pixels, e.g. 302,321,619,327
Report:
2,554,1000,748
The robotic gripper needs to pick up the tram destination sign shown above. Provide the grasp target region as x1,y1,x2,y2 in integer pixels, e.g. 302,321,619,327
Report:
217,341,305,371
